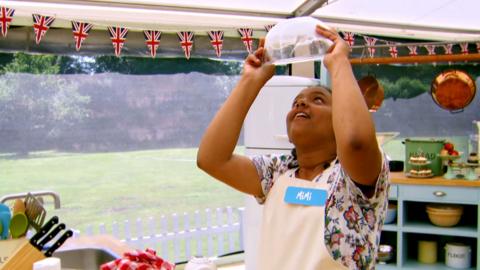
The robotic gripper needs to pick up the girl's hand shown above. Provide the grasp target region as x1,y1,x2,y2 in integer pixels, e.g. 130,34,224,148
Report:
242,39,275,83
316,25,350,71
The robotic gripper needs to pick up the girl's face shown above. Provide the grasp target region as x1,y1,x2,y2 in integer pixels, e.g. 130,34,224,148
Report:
286,87,335,146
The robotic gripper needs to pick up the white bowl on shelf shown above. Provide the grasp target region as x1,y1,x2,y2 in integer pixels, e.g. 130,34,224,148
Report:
384,204,397,224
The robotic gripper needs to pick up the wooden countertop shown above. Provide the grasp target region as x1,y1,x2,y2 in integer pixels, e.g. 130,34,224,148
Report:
390,172,480,187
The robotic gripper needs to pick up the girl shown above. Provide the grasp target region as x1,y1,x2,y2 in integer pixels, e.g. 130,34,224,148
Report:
197,25,389,270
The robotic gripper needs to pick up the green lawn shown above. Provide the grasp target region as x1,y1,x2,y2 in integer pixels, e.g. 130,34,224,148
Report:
0,136,469,235
0,147,245,233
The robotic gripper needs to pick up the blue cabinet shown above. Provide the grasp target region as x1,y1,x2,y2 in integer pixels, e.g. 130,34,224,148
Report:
378,177,479,270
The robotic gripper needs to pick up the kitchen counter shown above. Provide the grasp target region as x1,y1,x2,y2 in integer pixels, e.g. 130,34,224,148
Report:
60,234,245,269
390,171,480,187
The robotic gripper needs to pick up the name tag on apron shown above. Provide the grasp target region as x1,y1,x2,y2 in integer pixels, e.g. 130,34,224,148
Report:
284,186,327,206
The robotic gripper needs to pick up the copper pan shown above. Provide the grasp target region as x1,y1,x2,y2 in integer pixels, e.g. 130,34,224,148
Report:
358,75,384,112
431,70,476,112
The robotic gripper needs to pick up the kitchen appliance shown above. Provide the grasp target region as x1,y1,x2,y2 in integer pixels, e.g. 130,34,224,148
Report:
243,75,323,270
445,242,471,269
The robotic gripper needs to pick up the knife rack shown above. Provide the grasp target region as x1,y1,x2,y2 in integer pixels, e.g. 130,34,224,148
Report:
0,241,45,270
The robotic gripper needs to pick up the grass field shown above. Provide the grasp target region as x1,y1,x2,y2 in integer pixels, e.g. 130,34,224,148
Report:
0,136,469,234
0,147,245,233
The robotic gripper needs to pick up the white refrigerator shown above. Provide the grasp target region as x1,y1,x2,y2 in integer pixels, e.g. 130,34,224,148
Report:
243,75,323,269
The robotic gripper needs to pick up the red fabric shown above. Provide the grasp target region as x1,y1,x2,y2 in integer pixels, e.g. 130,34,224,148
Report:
101,248,175,270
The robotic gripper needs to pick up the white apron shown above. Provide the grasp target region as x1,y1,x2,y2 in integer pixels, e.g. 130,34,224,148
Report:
257,168,348,270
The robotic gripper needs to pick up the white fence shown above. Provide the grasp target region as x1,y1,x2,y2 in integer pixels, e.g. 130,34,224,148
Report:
80,207,245,263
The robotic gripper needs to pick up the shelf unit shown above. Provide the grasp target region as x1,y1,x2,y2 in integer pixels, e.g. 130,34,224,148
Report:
377,180,479,270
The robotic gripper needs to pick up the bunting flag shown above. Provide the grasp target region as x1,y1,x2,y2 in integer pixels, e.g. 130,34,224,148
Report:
32,14,55,44
387,42,398,58
407,45,418,56
443,44,453,65
424,45,436,55
71,21,93,51
238,28,254,53
424,45,437,66
443,44,453,54
208,30,224,58
364,37,377,58
2,10,480,60
177,31,194,59
460,42,469,54
0,7,14,37
342,32,355,49
143,30,162,58
264,24,275,32
108,26,128,57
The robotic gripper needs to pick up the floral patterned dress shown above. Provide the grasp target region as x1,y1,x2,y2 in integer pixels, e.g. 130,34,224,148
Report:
251,153,390,270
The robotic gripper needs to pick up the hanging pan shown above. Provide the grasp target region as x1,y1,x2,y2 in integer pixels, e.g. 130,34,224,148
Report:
431,70,476,113
358,75,384,112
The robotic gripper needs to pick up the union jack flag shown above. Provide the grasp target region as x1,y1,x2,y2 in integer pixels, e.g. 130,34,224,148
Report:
443,44,453,65
108,26,128,57
443,44,453,54
424,45,437,66
177,31,194,59
208,31,224,58
238,28,254,53
459,42,469,54
407,45,418,56
424,45,436,55
387,42,398,58
0,7,14,37
71,21,93,51
32,14,55,44
144,30,162,58
364,37,377,58
342,32,355,50
264,24,275,32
